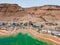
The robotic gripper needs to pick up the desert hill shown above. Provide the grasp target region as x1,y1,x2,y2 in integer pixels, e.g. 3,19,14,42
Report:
0,4,60,22
25,5,60,22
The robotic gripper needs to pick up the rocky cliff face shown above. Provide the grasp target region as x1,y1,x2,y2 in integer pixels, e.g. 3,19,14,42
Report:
0,4,22,12
25,5,60,22
0,4,29,21
0,4,60,22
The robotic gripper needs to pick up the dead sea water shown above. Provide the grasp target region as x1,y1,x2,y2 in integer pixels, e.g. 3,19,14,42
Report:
0,33,48,45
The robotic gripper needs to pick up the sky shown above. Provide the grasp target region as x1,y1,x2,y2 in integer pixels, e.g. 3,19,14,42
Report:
0,0,60,7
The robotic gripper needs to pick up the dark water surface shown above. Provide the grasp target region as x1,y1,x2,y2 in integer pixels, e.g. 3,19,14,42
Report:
0,33,48,45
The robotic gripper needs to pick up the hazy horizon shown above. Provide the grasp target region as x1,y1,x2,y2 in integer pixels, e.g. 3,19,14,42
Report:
0,0,60,7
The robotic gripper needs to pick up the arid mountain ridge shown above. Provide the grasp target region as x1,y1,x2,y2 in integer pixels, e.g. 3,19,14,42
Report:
0,4,60,22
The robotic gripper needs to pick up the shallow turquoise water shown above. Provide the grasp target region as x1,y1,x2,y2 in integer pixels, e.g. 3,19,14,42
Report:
0,33,48,45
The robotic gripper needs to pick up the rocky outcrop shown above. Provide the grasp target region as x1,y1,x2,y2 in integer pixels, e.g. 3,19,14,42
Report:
0,4,23,12
25,5,60,22
0,4,29,21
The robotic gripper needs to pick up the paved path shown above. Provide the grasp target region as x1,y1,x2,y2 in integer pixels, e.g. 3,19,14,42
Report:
27,29,60,45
